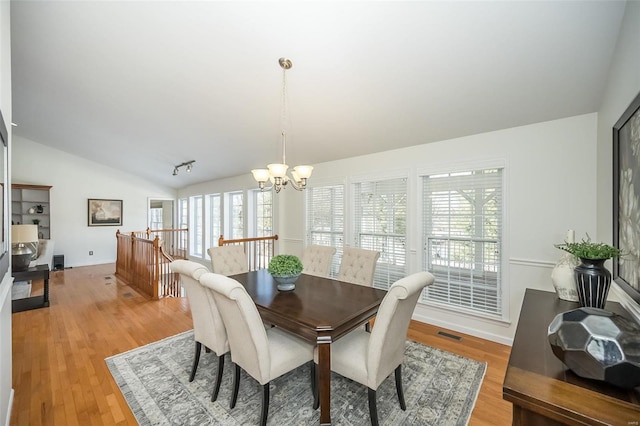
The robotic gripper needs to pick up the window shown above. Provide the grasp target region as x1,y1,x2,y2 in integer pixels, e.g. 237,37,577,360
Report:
178,198,188,230
352,177,407,290
149,207,163,230
189,195,203,256
253,190,273,237
178,198,188,253
306,184,344,276
226,191,244,239
205,193,221,251
422,168,503,317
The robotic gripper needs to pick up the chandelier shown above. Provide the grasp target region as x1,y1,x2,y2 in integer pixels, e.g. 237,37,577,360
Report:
251,58,313,192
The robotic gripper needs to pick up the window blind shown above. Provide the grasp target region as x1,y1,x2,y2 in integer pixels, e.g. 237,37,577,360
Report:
353,178,407,290
422,168,503,316
305,184,344,277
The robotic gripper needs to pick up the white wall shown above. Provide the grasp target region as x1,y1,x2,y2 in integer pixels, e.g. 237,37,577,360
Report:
0,0,12,423
596,1,640,317
12,136,176,267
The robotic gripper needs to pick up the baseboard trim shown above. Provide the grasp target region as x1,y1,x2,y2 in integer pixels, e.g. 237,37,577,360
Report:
412,312,513,346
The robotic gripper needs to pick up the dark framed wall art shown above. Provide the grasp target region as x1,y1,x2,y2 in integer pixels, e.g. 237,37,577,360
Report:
88,199,123,226
613,90,640,303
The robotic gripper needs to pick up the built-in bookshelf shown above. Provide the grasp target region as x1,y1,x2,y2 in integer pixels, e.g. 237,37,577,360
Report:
11,184,52,239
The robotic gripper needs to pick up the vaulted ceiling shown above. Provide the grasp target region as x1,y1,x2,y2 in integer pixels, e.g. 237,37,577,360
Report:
10,1,627,188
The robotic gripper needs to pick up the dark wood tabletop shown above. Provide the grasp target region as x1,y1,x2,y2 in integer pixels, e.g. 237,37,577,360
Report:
503,289,640,425
230,269,387,425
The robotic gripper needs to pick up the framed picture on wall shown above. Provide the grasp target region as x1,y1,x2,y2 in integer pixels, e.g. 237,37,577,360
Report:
613,90,640,303
88,199,123,227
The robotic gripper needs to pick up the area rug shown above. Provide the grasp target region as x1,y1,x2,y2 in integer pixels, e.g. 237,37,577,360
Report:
106,330,486,425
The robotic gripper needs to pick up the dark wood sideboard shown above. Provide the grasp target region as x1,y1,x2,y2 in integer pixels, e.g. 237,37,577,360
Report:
503,289,640,425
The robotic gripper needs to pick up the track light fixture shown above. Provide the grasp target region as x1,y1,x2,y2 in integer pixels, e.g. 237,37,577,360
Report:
173,160,195,176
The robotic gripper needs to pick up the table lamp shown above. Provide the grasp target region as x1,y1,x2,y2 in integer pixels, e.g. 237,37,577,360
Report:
12,224,38,271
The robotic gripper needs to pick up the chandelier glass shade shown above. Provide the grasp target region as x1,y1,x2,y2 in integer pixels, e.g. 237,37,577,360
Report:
251,58,313,193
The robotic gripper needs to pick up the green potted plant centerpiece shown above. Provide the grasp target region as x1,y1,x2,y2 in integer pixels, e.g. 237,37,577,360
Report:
554,236,621,310
268,254,303,291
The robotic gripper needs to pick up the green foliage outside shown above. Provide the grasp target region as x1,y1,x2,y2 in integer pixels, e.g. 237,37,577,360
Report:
268,254,303,276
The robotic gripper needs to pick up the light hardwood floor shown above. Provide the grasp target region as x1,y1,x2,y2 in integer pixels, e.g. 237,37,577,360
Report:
11,264,513,425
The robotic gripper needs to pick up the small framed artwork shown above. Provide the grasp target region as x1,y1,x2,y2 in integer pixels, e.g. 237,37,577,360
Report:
88,199,123,226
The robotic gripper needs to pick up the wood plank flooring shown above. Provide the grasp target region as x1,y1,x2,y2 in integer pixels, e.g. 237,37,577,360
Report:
11,264,512,425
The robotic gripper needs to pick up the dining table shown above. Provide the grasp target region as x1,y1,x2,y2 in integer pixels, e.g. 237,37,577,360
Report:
229,268,388,425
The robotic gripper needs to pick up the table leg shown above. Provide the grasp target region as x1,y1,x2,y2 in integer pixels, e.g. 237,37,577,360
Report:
317,336,332,425
43,275,50,307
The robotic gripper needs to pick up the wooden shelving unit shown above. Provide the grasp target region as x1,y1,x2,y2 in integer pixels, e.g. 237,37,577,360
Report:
11,184,52,239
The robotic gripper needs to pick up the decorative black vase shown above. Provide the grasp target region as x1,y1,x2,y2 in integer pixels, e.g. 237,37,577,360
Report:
574,258,611,309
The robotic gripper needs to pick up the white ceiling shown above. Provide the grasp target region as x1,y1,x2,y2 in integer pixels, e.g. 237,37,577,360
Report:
10,1,627,189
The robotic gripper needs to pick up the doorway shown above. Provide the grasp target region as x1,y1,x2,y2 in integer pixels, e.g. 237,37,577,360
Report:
148,198,174,230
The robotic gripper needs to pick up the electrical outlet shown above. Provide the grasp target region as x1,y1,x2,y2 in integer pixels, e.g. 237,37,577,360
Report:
89,251,93,255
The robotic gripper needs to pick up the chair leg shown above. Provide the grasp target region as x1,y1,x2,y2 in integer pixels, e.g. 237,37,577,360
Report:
368,388,379,426
365,321,371,332
230,363,240,409
312,363,319,410
260,383,270,426
395,365,406,410
189,341,202,382
211,354,225,402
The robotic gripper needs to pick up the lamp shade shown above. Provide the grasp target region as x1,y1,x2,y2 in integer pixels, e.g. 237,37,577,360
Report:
267,163,288,178
293,165,313,179
251,168,270,183
12,224,39,244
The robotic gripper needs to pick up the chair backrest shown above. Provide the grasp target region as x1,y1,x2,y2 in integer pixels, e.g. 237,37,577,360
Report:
367,271,435,389
301,245,337,278
169,260,229,356
337,247,380,286
207,245,249,276
199,272,271,384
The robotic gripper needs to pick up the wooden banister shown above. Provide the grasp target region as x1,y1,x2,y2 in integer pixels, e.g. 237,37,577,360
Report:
218,234,279,271
115,228,188,299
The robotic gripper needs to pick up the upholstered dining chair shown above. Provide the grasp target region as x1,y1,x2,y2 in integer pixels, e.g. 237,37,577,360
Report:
338,247,381,331
300,245,337,278
199,272,315,426
313,271,435,426
169,260,230,402
337,247,380,286
207,245,249,276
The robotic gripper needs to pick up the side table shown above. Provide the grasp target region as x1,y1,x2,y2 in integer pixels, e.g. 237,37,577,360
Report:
503,289,640,425
12,264,50,313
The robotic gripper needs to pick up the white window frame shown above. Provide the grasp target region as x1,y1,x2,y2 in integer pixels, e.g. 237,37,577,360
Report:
205,193,221,254
418,160,508,321
249,189,273,238
349,172,409,290
305,180,345,277
224,191,244,240
189,195,203,257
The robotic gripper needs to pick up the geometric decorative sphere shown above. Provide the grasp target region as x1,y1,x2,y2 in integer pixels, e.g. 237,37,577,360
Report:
548,307,640,389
